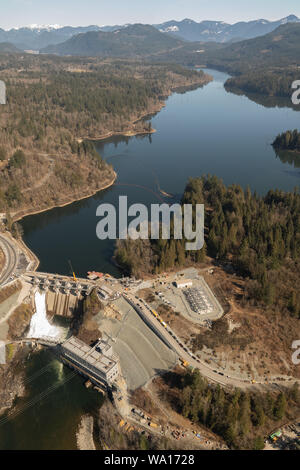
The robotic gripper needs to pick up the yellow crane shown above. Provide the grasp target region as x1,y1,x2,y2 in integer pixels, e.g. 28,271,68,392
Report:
68,260,77,281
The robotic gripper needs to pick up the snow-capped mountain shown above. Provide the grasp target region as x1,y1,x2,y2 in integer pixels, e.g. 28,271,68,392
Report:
279,15,299,24
159,25,179,33
0,24,102,50
12,24,62,32
155,18,229,42
0,14,299,51
154,14,300,42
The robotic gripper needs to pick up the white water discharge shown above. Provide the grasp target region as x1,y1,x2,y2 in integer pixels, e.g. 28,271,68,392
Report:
27,291,61,339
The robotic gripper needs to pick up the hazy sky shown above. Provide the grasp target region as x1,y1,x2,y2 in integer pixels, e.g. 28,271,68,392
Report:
2,0,300,29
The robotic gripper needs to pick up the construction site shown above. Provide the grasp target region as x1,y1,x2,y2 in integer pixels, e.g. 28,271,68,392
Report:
2,252,299,451
21,266,229,393
95,296,177,390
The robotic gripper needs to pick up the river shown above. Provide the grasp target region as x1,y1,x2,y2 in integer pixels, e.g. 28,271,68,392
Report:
0,69,299,449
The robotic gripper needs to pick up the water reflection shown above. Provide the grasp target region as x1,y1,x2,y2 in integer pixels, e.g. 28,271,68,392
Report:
274,148,300,169
225,85,300,111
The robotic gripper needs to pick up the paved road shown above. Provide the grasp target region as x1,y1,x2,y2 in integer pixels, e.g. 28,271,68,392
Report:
124,294,299,391
0,233,18,286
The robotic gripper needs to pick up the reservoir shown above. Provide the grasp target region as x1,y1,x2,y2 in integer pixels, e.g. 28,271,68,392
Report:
21,69,300,278
0,69,299,449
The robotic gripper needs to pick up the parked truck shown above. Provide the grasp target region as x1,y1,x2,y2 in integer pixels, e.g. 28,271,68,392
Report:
179,358,189,368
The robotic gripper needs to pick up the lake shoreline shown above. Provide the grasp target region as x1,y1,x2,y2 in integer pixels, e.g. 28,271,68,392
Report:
13,171,117,225
9,76,213,273
82,127,157,143
79,77,212,143
5,171,117,274
12,76,212,226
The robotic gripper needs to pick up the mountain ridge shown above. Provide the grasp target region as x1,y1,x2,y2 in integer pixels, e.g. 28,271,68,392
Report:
154,14,300,42
0,25,102,50
40,24,183,57
200,22,300,72
0,42,20,53
0,15,299,50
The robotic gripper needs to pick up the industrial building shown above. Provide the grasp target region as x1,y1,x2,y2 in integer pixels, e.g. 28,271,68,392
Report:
96,338,113,357
60,336,119,389
174,279,193,289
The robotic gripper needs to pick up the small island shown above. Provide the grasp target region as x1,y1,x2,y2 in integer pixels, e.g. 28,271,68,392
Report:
272,129,300,153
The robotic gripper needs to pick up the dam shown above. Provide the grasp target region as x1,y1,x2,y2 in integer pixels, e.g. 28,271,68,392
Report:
46,290,82,318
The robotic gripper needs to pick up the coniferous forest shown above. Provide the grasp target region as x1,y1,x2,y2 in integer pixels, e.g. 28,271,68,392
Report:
115,175,300,318
0,54,209,217
273,129,300,152
160,369,300,450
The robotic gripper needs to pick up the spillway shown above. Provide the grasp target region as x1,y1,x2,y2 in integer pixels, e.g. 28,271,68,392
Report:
27,291,62,339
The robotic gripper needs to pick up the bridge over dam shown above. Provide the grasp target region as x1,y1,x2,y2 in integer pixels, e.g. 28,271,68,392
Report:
22,271,99,294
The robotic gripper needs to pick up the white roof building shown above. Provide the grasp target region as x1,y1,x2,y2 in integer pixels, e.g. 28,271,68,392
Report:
174,279,193,289
61,336,118,385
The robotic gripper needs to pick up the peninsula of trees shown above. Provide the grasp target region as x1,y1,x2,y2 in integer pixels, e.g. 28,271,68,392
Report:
225,70,300,100
272,129,300,152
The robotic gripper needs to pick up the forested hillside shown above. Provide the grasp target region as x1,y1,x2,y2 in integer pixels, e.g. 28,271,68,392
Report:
212,23,300,100
0,43,20,53
0,54,210,217
225,69,300,99
151,22,300,101
115,175,300,318
201,23,300,74
41,24,183,57
160,369,299,449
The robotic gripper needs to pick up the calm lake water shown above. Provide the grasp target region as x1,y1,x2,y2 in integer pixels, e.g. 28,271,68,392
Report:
21,69,300,278
1,69,300,450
